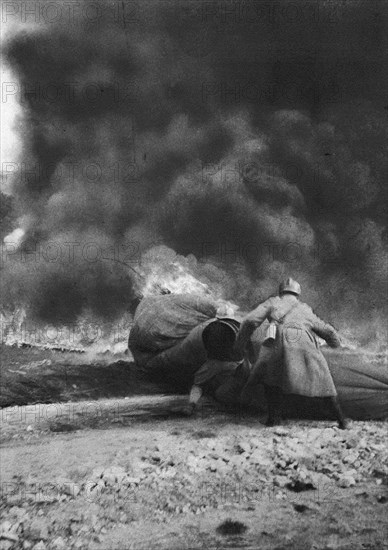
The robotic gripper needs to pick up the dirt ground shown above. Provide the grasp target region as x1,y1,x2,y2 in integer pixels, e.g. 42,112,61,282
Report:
1,346,387,550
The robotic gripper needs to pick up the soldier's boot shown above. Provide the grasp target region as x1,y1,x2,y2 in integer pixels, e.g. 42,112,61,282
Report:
330,396,347,429
264,385,283,427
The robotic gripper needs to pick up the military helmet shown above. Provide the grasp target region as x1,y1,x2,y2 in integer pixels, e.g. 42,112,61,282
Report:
279,277,301,296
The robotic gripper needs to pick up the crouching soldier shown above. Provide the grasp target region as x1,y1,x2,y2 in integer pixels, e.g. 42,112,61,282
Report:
182,319,250,415
235,278,347,429
183,358,250,415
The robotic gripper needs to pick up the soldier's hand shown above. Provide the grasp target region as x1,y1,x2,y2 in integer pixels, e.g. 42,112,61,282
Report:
177,403,196,417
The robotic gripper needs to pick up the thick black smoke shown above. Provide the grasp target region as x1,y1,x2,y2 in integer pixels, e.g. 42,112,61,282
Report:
2,0,387,346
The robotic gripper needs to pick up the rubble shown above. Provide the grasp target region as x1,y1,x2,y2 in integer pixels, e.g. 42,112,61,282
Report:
51,537,66,549
27,518,49,541
0,523,19,542
63,421,388,522
1,417,387,548
338,474,356,488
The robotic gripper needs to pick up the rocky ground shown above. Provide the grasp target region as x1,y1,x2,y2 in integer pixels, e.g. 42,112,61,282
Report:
1,346,387,549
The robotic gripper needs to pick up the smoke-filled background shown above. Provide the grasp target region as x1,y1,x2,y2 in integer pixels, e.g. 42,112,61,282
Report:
1,0,387,348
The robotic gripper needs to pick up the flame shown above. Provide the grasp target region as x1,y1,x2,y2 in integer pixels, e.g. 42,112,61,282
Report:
140,261,210,297
0,307,131,355
138,252,240,318
3,227,25,248
2,249,384,355
0,249,240,352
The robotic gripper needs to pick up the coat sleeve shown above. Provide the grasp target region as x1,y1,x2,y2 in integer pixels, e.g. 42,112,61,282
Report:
234,299,272,354
194,361,217,386
309,310,341,348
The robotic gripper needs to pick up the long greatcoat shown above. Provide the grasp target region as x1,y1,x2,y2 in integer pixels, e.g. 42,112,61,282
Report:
236,294,341,397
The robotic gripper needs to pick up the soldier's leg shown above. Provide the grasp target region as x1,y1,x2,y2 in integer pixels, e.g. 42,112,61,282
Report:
239,357,265,405
329,396,347,429
264,385,283,426
215,372,247,405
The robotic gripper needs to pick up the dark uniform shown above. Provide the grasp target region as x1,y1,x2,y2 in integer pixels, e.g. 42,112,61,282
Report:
193,358,249,404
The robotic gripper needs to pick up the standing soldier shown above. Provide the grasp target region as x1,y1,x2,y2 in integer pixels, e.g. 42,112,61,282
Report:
235,278,347,429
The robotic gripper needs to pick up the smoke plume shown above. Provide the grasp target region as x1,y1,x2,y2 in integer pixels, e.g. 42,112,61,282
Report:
1,0,387,348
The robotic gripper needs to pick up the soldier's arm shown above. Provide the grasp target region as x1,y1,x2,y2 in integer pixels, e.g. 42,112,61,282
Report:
188,384,203,408
234,300,272,355
310,311,341,348
185,360,220,415
178,385,203,417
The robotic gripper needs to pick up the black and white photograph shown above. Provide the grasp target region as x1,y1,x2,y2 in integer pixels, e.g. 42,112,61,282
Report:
1,1,387,548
